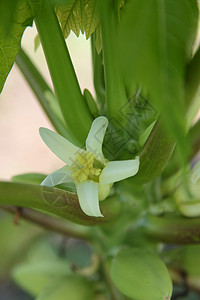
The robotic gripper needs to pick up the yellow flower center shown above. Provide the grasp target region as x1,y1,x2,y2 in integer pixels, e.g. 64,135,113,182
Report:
71,152,102,183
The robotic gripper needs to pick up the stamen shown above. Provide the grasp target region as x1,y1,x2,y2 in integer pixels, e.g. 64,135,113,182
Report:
71,152,102,183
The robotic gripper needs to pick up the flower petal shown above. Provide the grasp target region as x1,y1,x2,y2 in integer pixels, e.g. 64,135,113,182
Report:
100,156,140,184
41,166,73,187
39,127,85,165
76,181,103,217
86,116,108,162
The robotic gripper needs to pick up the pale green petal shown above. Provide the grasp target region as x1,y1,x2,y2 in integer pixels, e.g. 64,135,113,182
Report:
86,116,108,162
39,127,85,165
100,156,140,184
41,166,73,187
76,181,103,217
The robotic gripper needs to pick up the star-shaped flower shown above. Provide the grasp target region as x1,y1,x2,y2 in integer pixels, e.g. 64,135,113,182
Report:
39,117,139,217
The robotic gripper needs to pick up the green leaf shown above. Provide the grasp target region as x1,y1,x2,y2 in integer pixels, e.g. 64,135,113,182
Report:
0,0,21,33
0,0,41,92
0,182,118,225
132,120,175,183
36,275,94,300
12,172,77,193
111,248,173,300
12,261,70,296
12,173,46,185
118,0,198,163
55,0,99,39
83,88,99,117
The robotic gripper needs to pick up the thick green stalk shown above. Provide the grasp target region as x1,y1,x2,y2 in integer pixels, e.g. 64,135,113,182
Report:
35,0,92,145
143,214,200,244
0,182,118,226
16,48,75,142
98,0,127,121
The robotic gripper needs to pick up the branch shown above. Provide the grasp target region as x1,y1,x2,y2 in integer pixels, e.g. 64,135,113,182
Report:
0,182,119,226
143,214,200,244
0,205,90,241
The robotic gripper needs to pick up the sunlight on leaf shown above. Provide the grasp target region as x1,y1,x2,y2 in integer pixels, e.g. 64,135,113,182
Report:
55,0,99,39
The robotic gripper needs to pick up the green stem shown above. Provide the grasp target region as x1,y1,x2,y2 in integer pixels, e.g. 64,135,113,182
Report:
98,0,127,121
1,205,90,241
132,120,175,183
143,214,200,244
15,48,74,141
35,0,92,145
0,182,117,226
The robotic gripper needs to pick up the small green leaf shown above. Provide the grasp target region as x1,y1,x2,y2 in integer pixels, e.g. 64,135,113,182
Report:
111,248,173,300
12,173,46,185
132,121,175,183
0,0,41,92
83,88,99,117
55,0,99,39
12,172,77,193
36,275,94,300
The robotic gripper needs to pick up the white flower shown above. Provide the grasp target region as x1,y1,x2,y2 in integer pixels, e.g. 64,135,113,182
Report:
39,117,139,217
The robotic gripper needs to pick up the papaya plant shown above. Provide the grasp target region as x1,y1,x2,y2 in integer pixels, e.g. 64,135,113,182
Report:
1,0,200,299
